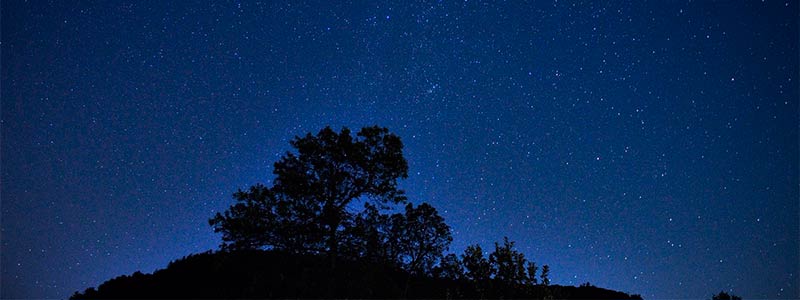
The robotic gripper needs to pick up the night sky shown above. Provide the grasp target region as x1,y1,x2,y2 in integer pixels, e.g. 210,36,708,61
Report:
2,1,798,299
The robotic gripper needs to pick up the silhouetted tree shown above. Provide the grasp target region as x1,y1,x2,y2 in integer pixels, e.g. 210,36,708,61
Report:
489,237,528,285
389,202,452,274
436,253,465,280
526,261,539,285
340,203,393,262
210,126,409,256
712,291,742,300
209,184,324,251
540,264,550,286
462,244,493,281
76,125,648,300
209,185,272,250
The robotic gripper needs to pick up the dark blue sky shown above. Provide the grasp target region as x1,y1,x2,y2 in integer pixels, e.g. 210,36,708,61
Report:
2,1,797,298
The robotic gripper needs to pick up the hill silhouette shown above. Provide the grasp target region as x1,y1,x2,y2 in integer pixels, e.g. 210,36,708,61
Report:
70,249,642,299
71,126,644,299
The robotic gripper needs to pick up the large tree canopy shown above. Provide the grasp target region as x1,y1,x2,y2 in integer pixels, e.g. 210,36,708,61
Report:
268,126,409,254
211,126,454,267
208,126,555,283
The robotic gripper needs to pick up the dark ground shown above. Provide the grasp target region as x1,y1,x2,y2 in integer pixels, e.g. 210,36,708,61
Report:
71,250,642,299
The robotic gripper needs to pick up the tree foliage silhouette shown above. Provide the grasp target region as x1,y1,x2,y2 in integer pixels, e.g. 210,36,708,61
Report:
208,184,324,251
436,253,465,280
210,126,409,255
462,244,494,281
489,237,528,285
389,202,452,274
338,201,452,273
526,261,539,285
541,264,551,286
340,203,393,262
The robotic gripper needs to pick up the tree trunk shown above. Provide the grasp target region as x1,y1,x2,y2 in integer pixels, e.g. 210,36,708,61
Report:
325,218,339,298
327,218,339,267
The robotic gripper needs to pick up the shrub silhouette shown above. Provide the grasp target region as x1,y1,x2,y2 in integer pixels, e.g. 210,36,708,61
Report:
712,291,742,300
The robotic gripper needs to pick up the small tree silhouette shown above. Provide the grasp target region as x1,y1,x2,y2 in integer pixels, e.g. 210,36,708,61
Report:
540,264,550,286
489,237,528,285
462,244,494,281
390,202,453,274
526,261,539,285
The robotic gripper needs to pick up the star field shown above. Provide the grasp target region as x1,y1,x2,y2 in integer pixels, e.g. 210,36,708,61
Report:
1,1,797,299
